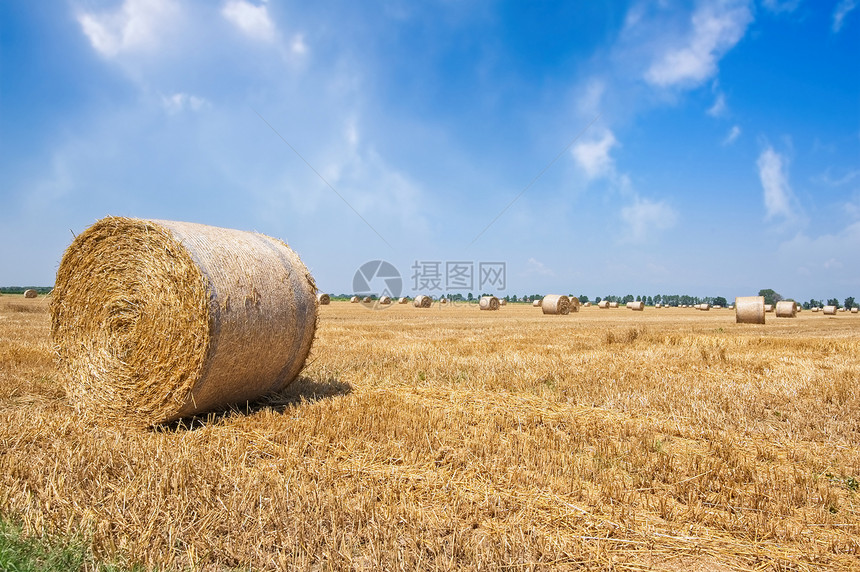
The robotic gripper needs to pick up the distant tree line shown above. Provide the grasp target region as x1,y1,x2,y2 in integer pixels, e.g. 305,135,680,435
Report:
0,287,53,295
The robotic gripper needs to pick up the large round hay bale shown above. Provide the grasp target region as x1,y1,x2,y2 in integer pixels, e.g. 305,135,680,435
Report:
811,307,820,312
479,296,500,311
839,307,847,312
735,296,765,324
50,217,318,426
598,300,609,309
851,307,858,314
626,301,644,311
823,305,837,315
398,297,409,304
775,300,796,318
413,295,432,308
379,295,392,305
532,299,541,307
24,289,38,298
608,301,619,308
569,297,581,313
699,303,710,311
541,294,570,315
317,293,331,305
350,296,359,303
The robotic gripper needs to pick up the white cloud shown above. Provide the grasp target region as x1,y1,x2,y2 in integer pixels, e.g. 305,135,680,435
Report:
571,129,617,180
525,258,555,278
778,222,860,277
762,0,801,13
757,146,796,221
645,0,753,88
620,196,678,242
161,92,209,113
291,34,308,55
723,125,741,145
77,0,178,58
707,92,727,116
222,0,276,42
833,0,857,32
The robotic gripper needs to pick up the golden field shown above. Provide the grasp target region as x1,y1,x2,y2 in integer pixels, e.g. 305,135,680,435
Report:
1,295,858,571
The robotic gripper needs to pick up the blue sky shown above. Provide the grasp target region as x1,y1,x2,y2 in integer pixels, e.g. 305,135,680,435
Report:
1,0,858,302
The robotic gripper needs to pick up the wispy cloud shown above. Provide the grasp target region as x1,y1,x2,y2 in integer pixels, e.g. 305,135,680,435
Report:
757,146,797,221
723,125,741,145
620,196,678,242
571,129,617,180
707,92,727,117
525,258,555,278
833,0,857,32
77,0,178,58
761,0,802,14
221,0,276,42
644,0,752,89
161,92,209,113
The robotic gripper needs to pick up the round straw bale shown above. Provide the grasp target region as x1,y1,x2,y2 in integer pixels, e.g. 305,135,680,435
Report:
440,298,448,305
839,307,847,312
50,217,317,426
775,300,796,318
541,294,570,315
851,307,858,313
24,289,38,298
498,299,506,306
398,297,409,304
583,302,591,307
811,307,820,312
598,300,609,309
764,304,774,313
609,301,619,308
479,296,500,311
626,301,644,311
823,305,837,315
413,295,432,308
379,295,392,305
362,296,372,303
735,296,765,324
350,296,359,303
699,303,710,311
532,299,541,307
317,293,331,305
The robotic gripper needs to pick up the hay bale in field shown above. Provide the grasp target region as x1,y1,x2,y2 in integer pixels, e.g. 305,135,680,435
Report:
775,300,797,318
379,295,392,305
317,293,331,305
413,295,432,308
851,307,858,314
735,296,765,324
598,300,609,309
823,305,837,315
583,302,591,307
532,299,541,307
569,297,581,312
699,303,710,311
811,307,820,312
609,301,619,308
626,301,644,311
398,297,409,304
498,299,506,306
350,296,359,303
440,298,448,305
764,304,774,313
541,294,570,315
362,296,372,303
51,217,317,426
23,289,38,298
479,296,500,311
838,307,847,312
713,305,722,309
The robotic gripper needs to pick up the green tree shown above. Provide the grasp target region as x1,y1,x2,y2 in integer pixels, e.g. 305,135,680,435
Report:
828,298,839,307
713,296,727,307
844,297,855,310
758,289,783,306
579,294,589,303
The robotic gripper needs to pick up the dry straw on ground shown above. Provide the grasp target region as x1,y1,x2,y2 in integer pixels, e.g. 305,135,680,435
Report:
626,301,644,311
479,296,500,311
413,295,432,308
541,294,570,315
50,217,318,426
735,296,766,324
23,289,38,298
823,305,837,315
317,293,331,305
775,300,797,318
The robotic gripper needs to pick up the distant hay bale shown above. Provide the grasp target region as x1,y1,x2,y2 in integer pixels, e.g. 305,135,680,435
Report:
851,307,858,314
532,299,541,307
398,297,409,304
350,296,359,303
379,295,392,305
440,298,448,305
317,293,331,305
838,307,847,312
413,295,432,308
699,303,710,311
655,303,662,308
823,305,837,315
23,289,38,298
541,294,570,315
735,296,765,324
626,301,644,311
583,302,591,307
764,304,774,313
362,296,372,303
775,300,797,318
50,217,317,426
598,301,609,309
811,307,820,312
713,305,722,309
728,305,734,310
479,296,500,311
498,299,506,306
609,301,619,308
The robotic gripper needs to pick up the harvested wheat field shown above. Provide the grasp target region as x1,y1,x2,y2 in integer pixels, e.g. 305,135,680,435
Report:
1,299,859,570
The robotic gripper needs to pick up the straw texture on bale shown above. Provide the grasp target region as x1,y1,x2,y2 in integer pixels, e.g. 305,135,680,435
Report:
23,289,38,298
51,217,318,426
823,305,837,315
479,296,500,311
398,297,409,304
532,299,541,307
541,294,570,315
598,300,609,309
413,295,432,308
569,297,581,312
626,301,644,311
379,296,392,305
775,300,797,318
350,296,359,303
735,296,765,324
316,293,331,305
